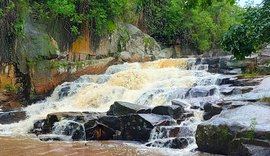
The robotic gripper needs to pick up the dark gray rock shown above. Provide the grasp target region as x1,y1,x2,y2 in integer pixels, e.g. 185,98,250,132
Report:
107,101,149,116
119,114,172,142
58,84,71,99
151,105,185,119
200,58,220,72
136,108,152,114
32,119,46,135
203,103,223,120
220,86,253,96
0,110,26,124
170,137,189,149
216,77,233,85
41,112,103,134
84,121,115,140
98,116,121,131
229,138,270,156
186,86,216,98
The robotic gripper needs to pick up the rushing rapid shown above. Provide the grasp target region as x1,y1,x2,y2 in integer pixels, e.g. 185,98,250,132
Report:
0,58,225,155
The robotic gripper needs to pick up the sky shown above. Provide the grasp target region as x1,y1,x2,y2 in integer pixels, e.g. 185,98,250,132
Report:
238,0,263,7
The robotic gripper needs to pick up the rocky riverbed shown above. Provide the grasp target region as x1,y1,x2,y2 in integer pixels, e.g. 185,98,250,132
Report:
1,57,270,155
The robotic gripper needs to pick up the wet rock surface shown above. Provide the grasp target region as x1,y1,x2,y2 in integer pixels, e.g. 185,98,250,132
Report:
107,101,149,116
0,110,26,124
229,138,270,156
22,56,270,154
31,101,191,147
196,104,270,155
203,103,223,120
186,86,216,98
146,137,189,149
151,105,185,119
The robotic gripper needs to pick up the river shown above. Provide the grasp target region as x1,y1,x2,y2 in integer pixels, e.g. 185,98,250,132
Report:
0,58,224,155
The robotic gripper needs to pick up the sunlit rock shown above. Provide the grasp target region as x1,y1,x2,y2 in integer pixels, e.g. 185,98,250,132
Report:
196,104,270,155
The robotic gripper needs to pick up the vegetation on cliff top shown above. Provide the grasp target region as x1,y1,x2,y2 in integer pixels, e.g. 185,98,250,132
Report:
1,0,243,58
1,0,269,61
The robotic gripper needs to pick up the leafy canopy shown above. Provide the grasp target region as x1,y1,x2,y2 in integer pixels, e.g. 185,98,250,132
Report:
222,0,270,60
140,0,240,52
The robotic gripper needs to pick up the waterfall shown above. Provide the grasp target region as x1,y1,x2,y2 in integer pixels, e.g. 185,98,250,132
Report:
0,58,224,154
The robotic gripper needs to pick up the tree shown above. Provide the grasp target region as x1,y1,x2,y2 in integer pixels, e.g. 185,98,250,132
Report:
138,0,241,52
222,0,270,60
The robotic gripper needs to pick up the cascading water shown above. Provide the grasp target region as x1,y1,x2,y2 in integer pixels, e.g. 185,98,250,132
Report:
0,58,225,155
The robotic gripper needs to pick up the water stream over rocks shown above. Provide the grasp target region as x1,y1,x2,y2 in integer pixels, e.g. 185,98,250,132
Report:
0,58,269,155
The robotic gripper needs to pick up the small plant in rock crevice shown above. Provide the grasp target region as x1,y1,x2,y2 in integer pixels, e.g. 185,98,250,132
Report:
245,118,257,140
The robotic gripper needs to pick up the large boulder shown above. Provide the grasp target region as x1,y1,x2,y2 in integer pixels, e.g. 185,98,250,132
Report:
16,17,60,73
153,48,174,59
119,51,132,62
125,24,161,57
196,104,270,155
119,114,172,142
37,112,104,134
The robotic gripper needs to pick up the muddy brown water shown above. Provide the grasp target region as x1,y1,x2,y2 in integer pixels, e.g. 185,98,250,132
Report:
0,136,163,156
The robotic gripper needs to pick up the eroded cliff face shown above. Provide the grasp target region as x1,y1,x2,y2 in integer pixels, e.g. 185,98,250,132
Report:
0,14,164,105
17,18,120,102
0,65,16,91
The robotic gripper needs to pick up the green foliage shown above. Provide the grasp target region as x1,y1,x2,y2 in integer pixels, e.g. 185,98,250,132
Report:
222,1,270,60
36,0,130,36
50,60,94,69
222,25,256,59
245,118,257,139
70,25,80,36
140,0,241,52
1,0,245,56
0,8,3,18
30,2,49,20
260,97,270,103
47,0,76,17
106,20,116,33
242,72,259,78
5,84,17,93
